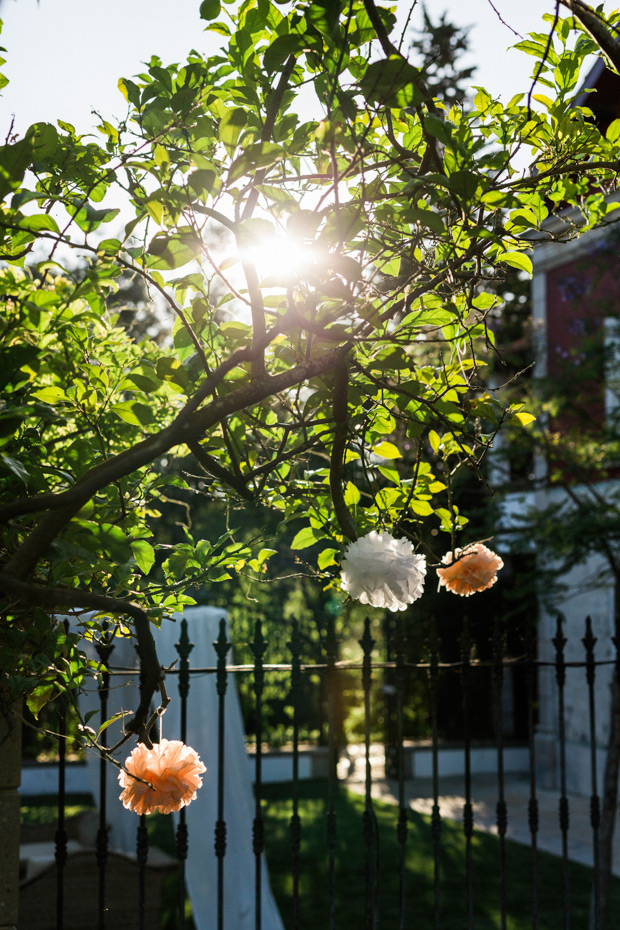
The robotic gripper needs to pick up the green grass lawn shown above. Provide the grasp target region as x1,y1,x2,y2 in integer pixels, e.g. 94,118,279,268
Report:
259,779,620,930
22,781,620,929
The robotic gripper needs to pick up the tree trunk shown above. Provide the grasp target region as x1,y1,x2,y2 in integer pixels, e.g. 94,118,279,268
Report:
0,701,21,930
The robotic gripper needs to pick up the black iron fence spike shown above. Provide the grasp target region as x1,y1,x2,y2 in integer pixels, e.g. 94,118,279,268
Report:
46,607,620,929
137,816,148,930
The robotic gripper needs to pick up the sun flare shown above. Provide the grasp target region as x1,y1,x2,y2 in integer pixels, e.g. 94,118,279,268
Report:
241,233,322,284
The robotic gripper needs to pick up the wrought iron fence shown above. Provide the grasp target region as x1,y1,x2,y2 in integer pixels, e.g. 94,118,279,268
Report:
18,612,620,930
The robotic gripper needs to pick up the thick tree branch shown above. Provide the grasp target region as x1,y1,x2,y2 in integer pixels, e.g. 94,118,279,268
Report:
559,0,620,73
329,360,358,541
2,343,352,580
240,252,267,378
0,575,163,745
237,53,297,375
0,344,255,525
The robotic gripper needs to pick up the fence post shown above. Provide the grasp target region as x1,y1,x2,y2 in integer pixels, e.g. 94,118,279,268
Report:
175,617,194,930
552,614,571,930
0,700,21,930
287,619,302,930
214,618,230,930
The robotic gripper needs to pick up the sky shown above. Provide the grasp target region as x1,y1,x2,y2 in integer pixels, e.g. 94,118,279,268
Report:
0,0,584,141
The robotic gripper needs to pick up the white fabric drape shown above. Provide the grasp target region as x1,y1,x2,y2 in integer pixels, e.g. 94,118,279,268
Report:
78,606,284,930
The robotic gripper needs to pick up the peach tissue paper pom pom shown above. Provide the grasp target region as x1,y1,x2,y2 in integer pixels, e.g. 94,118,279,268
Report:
118,738,206,816
436,543,504,597
341,530,427,611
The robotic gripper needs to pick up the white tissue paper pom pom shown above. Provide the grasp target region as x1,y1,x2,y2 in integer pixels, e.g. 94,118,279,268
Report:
340,530,427,611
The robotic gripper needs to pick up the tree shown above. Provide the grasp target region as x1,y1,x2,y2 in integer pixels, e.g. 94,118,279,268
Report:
1,0,620,754
408,5,474,107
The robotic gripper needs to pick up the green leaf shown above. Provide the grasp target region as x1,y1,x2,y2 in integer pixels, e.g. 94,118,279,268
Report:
26,683,55,719
219,107,247,156
607,119,620,144
156,356,189,391
376,487,400,510
188,168,218,201
131,539,156,574
199,0,221,20
377,465,400,484
71,520,132,561
28,122,58,160
228,142,285,182
372,441,401,460
306,0,340,38
31,386,68,404
19,213,60,234
472,293,497,310
98,710,133,737
344,481,361,506
318,547,338,570
111,401,154,427
123,365,163,393
428,430,441,454
0,137,34,200
147,230,199,270
410,499,433,516
236,217,277,248
407,207,445,236
97,238,122,255
473,87,492,112
359,57,424,109
329,255,363,281
0,453,29,485
118,78,141,108
496,251,533,275
71,203,120,233
290,525,326,550
424,115,453,147
553,53,580,93
264,34,304,73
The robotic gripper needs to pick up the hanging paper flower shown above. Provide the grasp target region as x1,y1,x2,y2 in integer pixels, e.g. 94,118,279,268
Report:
341,530,427,611
118,738,206,815
436,543,504,597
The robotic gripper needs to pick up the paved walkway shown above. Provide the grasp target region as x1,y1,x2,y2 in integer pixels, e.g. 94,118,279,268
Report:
340,747,620,876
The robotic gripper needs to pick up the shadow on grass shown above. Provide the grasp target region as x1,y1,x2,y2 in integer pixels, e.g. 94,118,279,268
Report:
260,779,620,930
22,781,620,929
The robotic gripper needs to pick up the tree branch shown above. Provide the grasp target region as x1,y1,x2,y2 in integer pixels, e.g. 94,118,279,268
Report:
329,360,358,541
559,0,620,73
2,343,352,580
0,575,164,745
241,54,297,223
188,439,255,501
117,257,211,375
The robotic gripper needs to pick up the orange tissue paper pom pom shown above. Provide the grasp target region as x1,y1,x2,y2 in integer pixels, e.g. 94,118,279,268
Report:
436,543,504,597
118,738,206,816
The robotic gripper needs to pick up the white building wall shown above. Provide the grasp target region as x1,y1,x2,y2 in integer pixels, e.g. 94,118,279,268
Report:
534,548,615,795
498,469,618,797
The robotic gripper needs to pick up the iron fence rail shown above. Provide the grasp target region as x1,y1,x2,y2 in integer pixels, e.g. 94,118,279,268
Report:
40,613,619,930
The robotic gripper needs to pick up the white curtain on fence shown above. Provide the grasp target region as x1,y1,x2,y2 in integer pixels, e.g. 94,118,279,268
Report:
77,605,284,930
